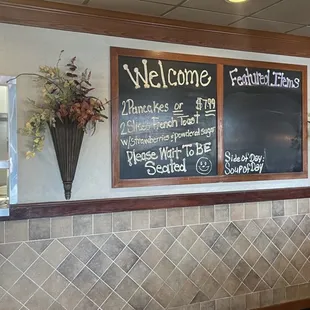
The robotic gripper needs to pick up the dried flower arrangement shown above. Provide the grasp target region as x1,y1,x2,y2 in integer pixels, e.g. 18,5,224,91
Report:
10,50,108,158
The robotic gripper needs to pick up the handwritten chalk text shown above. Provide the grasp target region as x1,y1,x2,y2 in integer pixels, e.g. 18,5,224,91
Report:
123,59,212,89
229,68,300,89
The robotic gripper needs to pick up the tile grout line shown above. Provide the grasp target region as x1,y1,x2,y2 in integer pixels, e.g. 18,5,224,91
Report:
45,236,99,310
2,205,309,244
139,226,203,307
2,242,55,309
130,211,133,232
1,211,310,309
91,230,168,309
21,241,71,309
49,218,51,240
15,237,92,310
71,216,73,237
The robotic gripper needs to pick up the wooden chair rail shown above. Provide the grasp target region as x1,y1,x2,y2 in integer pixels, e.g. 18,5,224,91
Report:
257,298,310,310
1,186,309,220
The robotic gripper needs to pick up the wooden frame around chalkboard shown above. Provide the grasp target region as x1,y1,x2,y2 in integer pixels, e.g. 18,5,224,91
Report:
111,47,308,188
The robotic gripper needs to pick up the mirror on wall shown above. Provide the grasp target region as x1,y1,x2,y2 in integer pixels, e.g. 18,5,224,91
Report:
0,169,8,208
0,77,17,216
0,85,8,209
0,92,8,161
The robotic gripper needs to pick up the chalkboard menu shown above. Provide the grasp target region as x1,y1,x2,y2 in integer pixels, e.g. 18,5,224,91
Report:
223,65,304,176
111,48,307,188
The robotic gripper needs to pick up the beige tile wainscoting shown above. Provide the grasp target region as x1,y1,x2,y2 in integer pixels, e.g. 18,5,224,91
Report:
1,199,310,310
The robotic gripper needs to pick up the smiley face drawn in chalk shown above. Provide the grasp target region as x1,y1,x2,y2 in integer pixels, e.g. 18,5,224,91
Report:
196,157,212,175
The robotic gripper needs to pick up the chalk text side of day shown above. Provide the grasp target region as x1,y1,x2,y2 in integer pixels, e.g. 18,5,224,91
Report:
224,151,265,175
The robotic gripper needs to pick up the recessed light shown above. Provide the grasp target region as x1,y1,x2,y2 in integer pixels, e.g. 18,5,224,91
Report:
226,0,249,3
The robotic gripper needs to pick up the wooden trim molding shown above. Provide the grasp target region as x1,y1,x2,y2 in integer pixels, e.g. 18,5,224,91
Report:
2,186,310,221
2,0,310,58
257,298,310,310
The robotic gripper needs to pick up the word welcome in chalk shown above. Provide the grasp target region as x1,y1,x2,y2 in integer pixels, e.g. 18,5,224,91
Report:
229,67,300,89
224,150,265,175
123,59,212,89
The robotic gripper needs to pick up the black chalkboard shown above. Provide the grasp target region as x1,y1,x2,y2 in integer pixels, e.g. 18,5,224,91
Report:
112,48,307,187
117,55,217,180
223,65,303,176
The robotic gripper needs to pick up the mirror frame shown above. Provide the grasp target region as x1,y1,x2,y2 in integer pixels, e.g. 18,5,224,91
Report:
0,76,17,217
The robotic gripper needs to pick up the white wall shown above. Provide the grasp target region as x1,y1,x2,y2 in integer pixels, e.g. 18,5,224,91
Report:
0,23,309,203
0,86,7,113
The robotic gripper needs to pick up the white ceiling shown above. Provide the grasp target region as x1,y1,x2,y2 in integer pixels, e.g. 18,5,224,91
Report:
46,0,310,36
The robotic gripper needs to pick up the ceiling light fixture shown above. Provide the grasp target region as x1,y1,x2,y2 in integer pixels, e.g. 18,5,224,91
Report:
226,0,249,3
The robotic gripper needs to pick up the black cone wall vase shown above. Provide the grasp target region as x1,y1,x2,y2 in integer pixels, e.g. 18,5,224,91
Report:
49,118,84,200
